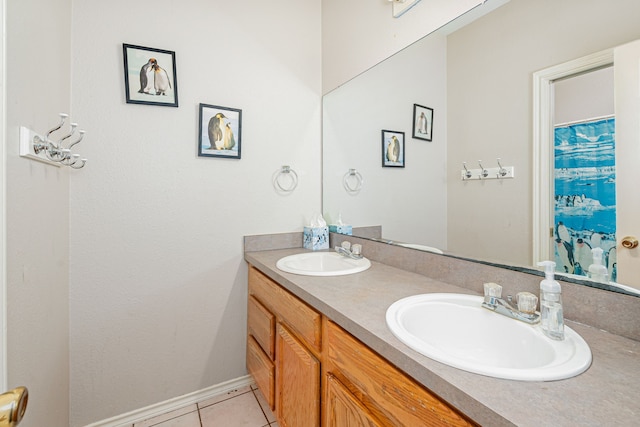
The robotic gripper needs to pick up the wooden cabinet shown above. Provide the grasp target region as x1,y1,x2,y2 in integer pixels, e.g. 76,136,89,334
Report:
247,264,477,427
247,266,322,426
325,373,383,427
324,319,477,427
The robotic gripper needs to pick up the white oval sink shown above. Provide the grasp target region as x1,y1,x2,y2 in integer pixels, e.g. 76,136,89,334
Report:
386,293,592,381
276,252,371,276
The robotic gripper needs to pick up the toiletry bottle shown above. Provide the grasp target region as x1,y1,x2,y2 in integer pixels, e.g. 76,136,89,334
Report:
537,261,564,340
588,247,608,283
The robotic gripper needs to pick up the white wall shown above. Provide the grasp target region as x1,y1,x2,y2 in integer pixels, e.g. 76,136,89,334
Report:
321,0,483,93
323,33,448,248
554,67,614,125
5,0,71,426
69,1,321,425
447,0,640,265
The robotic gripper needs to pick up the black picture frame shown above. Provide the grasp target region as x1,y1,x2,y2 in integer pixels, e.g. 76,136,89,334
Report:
123,43,178,107
198,103,242,159
412,103,433,141
382,130,405,168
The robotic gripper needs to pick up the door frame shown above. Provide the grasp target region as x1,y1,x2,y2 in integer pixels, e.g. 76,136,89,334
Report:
1,0,7,390
532,48,614,265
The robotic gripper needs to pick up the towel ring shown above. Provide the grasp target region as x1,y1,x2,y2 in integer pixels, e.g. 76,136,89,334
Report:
274,165,298,193
343,169,363,193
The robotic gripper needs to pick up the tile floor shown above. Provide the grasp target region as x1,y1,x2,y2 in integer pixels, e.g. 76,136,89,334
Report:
131,384,278,427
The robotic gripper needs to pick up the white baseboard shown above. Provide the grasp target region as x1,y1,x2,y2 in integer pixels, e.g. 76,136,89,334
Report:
83,375,254,427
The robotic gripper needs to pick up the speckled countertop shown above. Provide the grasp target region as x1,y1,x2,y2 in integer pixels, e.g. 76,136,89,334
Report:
245,248,640,427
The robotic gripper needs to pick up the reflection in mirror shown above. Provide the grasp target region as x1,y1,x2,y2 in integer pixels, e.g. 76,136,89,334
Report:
322,0,640,296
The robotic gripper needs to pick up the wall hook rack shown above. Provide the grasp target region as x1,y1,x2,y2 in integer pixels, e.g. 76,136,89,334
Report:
20,113,88,169
461,158,515,181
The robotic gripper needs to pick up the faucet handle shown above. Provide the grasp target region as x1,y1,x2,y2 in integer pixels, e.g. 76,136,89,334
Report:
483,282,502,299
351,244,362,256
516,292,538,314
341,241,351,251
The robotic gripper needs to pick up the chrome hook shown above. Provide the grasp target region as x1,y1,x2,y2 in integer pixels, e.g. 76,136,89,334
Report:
462,162,472,179
497,158,508,177
69,157,87,169
478,160,488,178
67,130,85,151
44,113,69,141
58,123,78,148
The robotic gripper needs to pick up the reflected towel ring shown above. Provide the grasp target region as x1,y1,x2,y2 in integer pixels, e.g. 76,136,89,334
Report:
274,165,298,193
343,169,363,193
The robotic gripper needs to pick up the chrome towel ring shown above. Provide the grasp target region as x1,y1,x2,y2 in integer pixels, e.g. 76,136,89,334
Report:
343,169,363,193
273,165,298,193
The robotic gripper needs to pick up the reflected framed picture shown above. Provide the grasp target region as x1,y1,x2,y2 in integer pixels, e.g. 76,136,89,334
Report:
123,43,178,107
382,130,405,168
198,103,242,159
412,103,433,141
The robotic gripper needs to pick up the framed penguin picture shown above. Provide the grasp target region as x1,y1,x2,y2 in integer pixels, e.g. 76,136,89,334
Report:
123,43,178,107
412,103,433,141
198,103,242,159
382,130,405,168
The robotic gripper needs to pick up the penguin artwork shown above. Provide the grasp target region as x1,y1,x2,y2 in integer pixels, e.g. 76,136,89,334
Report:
417,112,427,134
590,232,602,249
555,221,571,244
208,113,227,150
153,64,172,96
607,247,617,281
555,238,575,274
138,58,157,94
386,136,400,162
573,238,592,275
222,122,236,150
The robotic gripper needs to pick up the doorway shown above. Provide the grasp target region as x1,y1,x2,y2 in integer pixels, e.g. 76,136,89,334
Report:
534,41,640,290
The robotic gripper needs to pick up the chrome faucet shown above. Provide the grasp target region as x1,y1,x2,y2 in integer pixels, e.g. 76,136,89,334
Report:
481,283,540,324
335,241,363,259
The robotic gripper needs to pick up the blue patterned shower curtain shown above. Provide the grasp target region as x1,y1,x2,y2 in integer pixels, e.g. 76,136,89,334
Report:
553,117,616,280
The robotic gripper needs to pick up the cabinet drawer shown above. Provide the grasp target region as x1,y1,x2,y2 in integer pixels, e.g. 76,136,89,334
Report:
247,336,275,410
248,295,275,359
326,321,477,427
249,266,321,353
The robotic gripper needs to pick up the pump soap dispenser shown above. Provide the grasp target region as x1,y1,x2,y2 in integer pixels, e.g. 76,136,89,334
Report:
537,261,565,340
588,247,609,283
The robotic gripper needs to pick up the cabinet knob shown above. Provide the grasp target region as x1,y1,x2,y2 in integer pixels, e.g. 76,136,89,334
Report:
621,236,639,249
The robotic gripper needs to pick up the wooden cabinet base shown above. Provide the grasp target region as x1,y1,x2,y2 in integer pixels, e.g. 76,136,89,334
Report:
246,264,477,427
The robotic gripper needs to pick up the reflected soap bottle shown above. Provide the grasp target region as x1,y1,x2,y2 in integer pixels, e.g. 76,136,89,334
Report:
537,261,564,340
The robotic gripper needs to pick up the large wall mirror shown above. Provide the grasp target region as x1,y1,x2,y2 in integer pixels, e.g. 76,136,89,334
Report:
322,0,640,296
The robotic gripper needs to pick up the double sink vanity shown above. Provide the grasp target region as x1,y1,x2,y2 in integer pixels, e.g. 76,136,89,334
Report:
244,232,640,426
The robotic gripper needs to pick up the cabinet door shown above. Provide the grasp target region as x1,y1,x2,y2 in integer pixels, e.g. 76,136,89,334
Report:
276,323,320,427
325,373,383,427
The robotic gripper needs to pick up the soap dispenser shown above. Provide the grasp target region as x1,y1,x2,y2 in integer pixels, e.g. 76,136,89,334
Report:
588,247,608,283
537,261,564,340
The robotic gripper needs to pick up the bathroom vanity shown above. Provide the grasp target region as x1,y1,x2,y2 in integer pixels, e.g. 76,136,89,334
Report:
247,265,474,426
244,235,640,427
